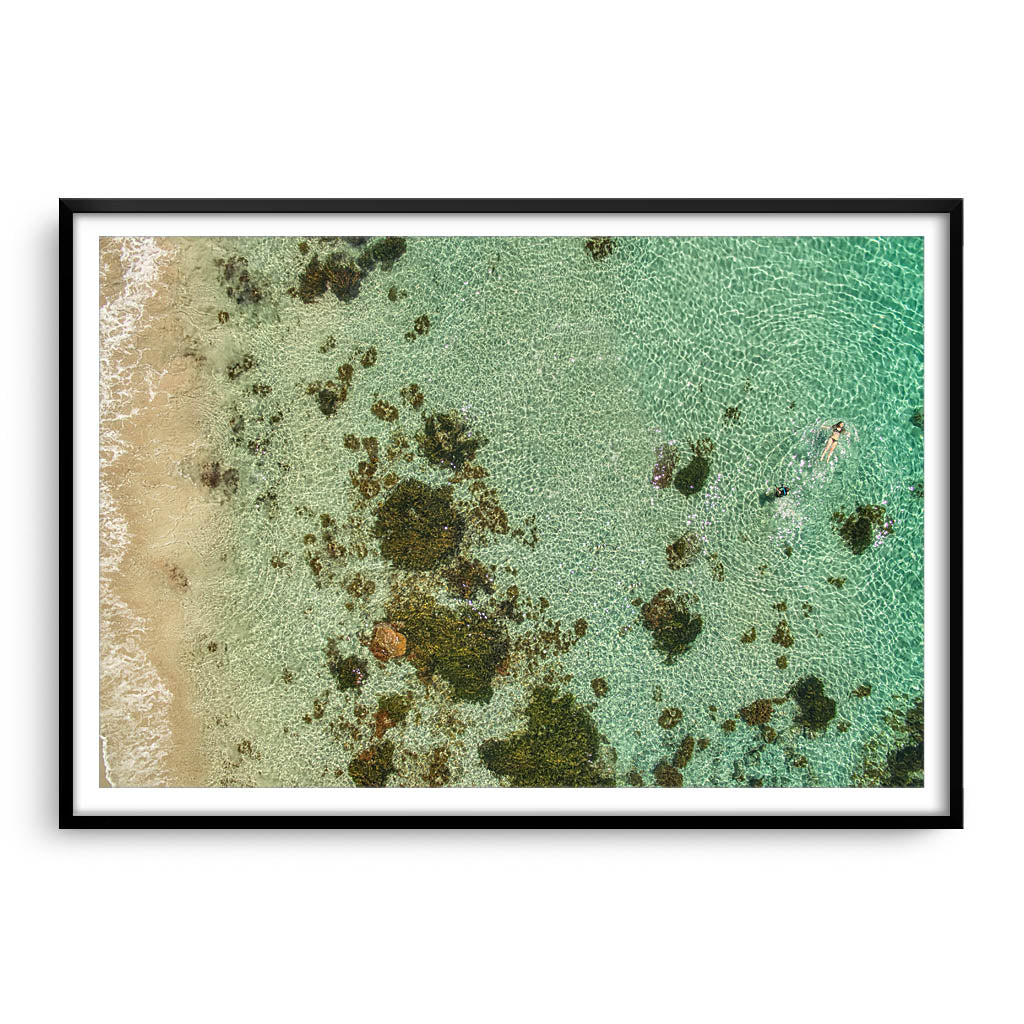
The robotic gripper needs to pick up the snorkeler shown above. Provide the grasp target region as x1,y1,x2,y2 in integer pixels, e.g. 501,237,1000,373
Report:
821,421,845,462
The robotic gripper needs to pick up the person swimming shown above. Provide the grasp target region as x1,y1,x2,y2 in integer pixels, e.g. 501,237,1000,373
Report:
821,421,845,462
760,485,789,506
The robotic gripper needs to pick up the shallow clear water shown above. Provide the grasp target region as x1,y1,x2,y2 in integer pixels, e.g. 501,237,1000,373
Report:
178,234,924,788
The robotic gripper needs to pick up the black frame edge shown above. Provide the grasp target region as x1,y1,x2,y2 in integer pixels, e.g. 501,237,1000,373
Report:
63,198,964,829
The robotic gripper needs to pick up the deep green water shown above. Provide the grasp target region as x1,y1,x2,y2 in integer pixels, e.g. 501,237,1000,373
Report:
181,234,924,788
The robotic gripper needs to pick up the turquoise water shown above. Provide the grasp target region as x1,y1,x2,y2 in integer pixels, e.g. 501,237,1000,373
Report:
181,234,924,788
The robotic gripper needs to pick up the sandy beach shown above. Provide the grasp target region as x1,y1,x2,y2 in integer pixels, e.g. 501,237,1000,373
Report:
99,237,222,787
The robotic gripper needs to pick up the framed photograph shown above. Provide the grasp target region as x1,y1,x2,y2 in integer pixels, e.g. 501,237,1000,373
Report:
65,198,962,826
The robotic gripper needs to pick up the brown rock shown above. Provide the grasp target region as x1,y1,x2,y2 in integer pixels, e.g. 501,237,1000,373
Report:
370,622,407,662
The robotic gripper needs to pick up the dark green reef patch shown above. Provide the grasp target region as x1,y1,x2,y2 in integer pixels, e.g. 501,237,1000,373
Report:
442,556,496,600
585,237,614,261
789,676,837,732
325,642,369,691
357,236,407,273
307,376,349,417
372,479,464,570
674,438,714,497
296,252,363,304
739,699,773,727
640,588,703,663
348,740,395,787
390,591,509,703
666,532,702,570
417,411,487,472
833,504,893,555
885,698,924,787
479,685,612,786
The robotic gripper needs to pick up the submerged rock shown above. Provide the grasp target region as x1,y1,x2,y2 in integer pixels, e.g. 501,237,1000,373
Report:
675,454,711,495
674,439,714,497
369,622,407,662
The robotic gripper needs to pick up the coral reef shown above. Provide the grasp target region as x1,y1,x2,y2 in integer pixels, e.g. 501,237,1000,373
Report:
199,461,239,496
400,383,425,410
374,694,412,738
673,735,696,770
771,621,794,647
658,707,683,729
442,557,496,600
357,236,407,273
405,314,431,340
371,399,399,422
887,698,925,786
654,763,683,787
216,255,263,305
296,252,363,304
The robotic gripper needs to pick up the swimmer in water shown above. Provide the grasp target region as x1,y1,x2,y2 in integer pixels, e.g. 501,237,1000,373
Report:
821,421,845,462
760,485,789,506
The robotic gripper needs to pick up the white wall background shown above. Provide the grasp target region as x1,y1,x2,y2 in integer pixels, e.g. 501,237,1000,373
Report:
3,2,1015,1021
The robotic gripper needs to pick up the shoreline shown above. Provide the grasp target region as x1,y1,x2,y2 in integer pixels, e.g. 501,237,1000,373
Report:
99,237,220,787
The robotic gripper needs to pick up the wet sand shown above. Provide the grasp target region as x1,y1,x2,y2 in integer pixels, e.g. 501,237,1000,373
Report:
99,238,221,787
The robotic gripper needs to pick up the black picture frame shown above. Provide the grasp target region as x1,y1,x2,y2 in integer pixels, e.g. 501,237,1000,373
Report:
62,197,963,829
